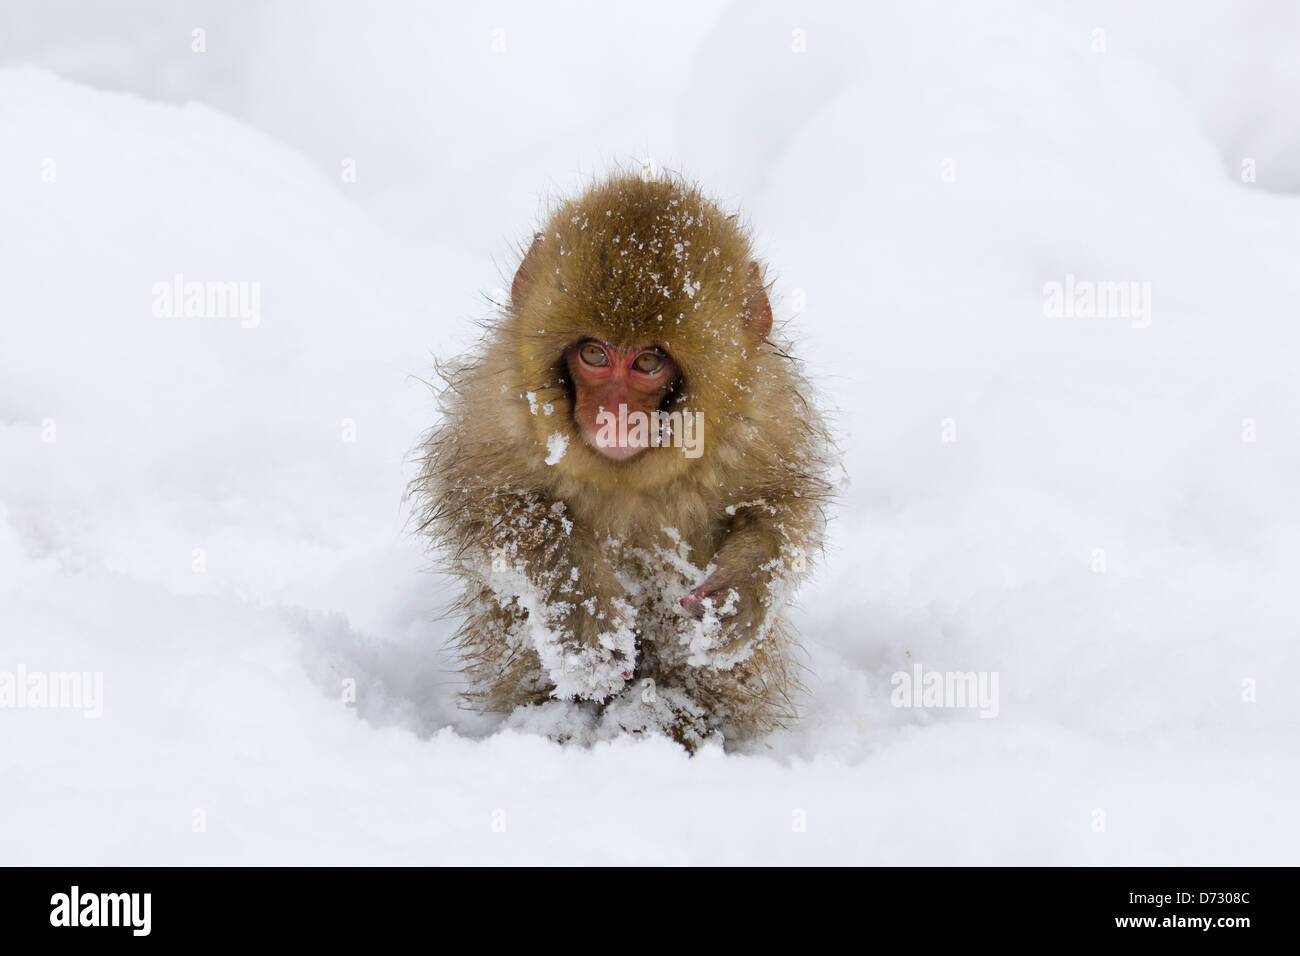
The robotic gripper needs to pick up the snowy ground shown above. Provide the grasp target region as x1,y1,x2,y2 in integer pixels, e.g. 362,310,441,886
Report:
2,1,1298,864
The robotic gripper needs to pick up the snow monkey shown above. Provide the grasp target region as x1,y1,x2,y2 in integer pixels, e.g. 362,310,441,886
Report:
412,173,833,751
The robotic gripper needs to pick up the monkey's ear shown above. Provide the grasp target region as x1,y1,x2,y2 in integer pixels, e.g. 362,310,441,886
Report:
743,261,773,338
511,233,544,306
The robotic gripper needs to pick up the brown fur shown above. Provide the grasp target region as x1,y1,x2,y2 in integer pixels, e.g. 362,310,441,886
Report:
411,173,833,748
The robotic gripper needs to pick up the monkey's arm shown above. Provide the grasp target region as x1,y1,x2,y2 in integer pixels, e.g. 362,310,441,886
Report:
680,495,821,656
471,490,636,701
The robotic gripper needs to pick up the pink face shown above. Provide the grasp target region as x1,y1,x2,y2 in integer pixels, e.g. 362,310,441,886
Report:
564,339,678,460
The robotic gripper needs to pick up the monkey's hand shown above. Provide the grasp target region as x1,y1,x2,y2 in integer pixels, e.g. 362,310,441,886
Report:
679,571,768,666
679,542,782,668
679,505,811,666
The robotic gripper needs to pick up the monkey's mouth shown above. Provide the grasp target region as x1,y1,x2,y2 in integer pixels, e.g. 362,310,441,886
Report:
575,416,651,461
586,432,650,461
581,398,689,462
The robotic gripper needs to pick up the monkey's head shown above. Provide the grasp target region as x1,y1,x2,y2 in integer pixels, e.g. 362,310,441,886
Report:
509,175,773,488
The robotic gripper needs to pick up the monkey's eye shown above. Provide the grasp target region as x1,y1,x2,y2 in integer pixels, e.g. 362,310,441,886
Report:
579,343,609,367
632,351,664,374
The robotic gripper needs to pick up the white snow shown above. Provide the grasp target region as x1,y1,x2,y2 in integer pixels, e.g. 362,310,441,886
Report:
2,0,1299,864
544,431,568,465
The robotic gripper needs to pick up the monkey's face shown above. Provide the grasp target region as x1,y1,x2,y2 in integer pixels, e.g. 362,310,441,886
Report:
564,339,677,461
